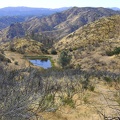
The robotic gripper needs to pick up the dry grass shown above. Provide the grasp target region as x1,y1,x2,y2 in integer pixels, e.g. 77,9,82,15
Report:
37,80,120,120
1,38,43,55
54,15,120,72
3,51,31,69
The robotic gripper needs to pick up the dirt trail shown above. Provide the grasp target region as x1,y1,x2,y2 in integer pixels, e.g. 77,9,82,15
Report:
4,51,31,69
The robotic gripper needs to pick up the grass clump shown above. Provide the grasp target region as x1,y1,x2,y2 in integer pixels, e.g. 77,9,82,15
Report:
104,77,112,83
61,96,75,108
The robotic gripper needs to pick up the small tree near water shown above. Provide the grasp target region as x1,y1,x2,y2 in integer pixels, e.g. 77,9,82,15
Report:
58,50,71,68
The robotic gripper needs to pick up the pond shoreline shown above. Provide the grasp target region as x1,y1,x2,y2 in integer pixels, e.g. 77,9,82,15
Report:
24,55,55,68
29,59,52,69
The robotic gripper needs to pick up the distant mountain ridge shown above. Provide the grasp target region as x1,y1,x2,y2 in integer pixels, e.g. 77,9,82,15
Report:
0,7,120,43
110,7,120,11
0,7,70,29
0,7,70,16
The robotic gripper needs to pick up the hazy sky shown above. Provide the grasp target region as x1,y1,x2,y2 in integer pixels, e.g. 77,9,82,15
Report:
0,0,120,8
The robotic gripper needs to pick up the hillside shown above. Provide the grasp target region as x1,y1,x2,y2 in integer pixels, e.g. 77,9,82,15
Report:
0,23,25,42
0,7,120,43
0,9,120,120
1,38,44,55
0,16,27,29
55,15,120,50
0,7,70,30
55,15,120,72
23,7,120,40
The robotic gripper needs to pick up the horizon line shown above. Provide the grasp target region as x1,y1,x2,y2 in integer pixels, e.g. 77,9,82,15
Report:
0,6,119,9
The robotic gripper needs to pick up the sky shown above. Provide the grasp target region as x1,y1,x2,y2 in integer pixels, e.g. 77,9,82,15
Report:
0,0,120,8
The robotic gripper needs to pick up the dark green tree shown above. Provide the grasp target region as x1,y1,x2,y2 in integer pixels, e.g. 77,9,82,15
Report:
58,50,71,68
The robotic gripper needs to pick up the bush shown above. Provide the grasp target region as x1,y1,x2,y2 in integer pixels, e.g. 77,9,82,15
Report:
89,85,95,92
104,77,112,83
10,47,16,52
113,47,120,55
51,49,57,55
106,51,114,56
6,58,11,63
106,47,120,56
58,50,71,68
41,48,48,54
14,61,18,65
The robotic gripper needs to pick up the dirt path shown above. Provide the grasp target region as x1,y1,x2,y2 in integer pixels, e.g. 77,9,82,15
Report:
4,51,31,69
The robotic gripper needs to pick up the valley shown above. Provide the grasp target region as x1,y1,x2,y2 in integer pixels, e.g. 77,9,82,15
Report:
0,6,120,120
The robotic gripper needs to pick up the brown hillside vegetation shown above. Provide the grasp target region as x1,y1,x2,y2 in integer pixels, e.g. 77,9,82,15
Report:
0,23,25,42
0,7,120,42
0,8,120,120
0,65,120,120
1,38,44,55
55,15,120,72
20,7,120,41
23,7,120,40
55,15,120,50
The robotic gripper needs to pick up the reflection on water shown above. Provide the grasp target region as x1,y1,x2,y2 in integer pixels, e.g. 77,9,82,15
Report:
30,59,52,69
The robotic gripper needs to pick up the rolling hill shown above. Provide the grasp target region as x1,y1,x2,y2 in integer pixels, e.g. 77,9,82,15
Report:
0,7,120,43
0,16,27,29
1,38,44,55
55,15,120,50
0,7,120,120
22,7,120,41
55,15,120,72
0,7,70,30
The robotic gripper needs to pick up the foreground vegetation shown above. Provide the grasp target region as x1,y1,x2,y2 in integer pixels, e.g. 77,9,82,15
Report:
0,8,120,120
0,64,120,120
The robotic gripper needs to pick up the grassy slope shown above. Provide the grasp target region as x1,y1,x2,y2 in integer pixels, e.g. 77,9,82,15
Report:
55,15,120,72
0,7,120,43
1,38,44,55
0,13,120,120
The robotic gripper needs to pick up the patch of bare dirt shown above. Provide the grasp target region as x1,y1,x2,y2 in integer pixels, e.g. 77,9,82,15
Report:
4,51,31,69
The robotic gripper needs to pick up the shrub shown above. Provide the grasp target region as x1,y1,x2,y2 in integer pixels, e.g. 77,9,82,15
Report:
6,58,11,63
58,50,71,68
106,50,114,56
89,85,95,92
0,54,4,61
51,49,57,55
10,47,16,52
104,77,112,83
41,48,48,54
113,47,120,55
14,61,18,65
106,47,120,56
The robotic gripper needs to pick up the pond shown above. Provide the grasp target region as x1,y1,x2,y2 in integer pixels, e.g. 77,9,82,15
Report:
29,59,52,69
